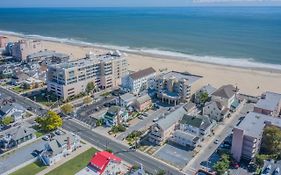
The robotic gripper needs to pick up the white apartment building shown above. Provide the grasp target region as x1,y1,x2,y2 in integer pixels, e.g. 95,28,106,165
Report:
47,50,128,100
121,67,156,94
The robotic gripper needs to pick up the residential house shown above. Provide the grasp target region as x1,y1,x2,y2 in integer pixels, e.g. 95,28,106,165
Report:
0,126,36,149
170,130,200,148
178,114,214,137
203,101,229,122
0,66,13,78
104,106,129,126
11,71,30,85
231,112,281,162
154,71,202,106
40,133,80,166
134,94,152,112
148,103,196,145
121,67,156,94
22,77,44,89
0,103,26,122
211,84,238,108
253,91,281,117
117,93,137,108
194,84,216,105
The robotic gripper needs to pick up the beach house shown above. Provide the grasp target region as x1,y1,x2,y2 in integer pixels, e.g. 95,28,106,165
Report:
0,103,26,122
103,106,129,126
203,101,229,122
0,126,36,150
40,133,80,166
253,91,281,117
148,103,197,145
194,84,216,105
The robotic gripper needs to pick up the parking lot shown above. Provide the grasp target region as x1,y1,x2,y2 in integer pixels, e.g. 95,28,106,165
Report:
154,143,194,169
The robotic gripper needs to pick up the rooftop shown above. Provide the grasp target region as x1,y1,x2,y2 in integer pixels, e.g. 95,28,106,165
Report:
255,91,281,112
119,93,136,103
158,71,202,85
180,114,212,130
129,67,156,80
197,84,217,95
90,151,121,174
236,112,281,138
0,126,35,141
173,130,200,143
27,50,69,59
212,84,237,99
157,105,188,130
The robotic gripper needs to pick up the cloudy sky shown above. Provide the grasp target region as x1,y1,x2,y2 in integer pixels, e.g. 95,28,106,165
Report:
0,0,280,7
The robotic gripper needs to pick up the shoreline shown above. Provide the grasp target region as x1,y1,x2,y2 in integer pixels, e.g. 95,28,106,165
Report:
1,31,281,96
1,30,281,74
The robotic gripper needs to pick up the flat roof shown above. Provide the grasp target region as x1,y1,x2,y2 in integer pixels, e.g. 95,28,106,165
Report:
237,112,281,138
255,91,281,112
159,71,202,85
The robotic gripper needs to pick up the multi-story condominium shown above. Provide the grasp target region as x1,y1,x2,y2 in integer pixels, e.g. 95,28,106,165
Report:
231,112,281,162
121,67,156,94
0,36,8,48
253,91,281,117
47,50,128,100
148,103,197,145
12,40,43,61
154,71,201,106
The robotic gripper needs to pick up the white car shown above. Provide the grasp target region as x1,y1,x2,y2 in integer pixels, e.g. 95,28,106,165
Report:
214,139,219,144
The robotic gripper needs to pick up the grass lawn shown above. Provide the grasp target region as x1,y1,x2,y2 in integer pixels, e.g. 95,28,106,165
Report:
46,147,97,175
12,86,27,93
10,161,47,175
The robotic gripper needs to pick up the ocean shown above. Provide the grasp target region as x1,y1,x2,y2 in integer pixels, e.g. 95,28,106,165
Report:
0,7,281,69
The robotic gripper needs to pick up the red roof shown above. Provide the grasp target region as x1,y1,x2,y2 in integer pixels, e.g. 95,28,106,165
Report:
90,151,122,174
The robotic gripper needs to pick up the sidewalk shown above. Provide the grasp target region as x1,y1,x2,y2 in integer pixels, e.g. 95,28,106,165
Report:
36,143,92,175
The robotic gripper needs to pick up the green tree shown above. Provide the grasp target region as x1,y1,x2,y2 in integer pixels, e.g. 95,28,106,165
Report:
156,169,166,175
60,103,73,114
83,96,93,105
261,125,281,155
199,92,209,104
213,154,230,175
1,116,13,125
36,111,63,132
255,154,269,168
86,82,95,94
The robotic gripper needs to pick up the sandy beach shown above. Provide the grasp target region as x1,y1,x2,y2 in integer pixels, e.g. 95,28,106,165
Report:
6,35,281,96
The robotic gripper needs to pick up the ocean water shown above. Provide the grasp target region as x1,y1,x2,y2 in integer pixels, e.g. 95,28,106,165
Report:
0,7,281,69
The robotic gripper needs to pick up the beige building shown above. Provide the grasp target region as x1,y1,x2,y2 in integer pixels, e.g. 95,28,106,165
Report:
154,71,202,106
148,103,197,145
47,50,128,100
0,36,8,48
12,40,43,61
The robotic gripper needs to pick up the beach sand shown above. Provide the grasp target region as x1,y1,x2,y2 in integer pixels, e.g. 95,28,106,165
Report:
6,35,281,96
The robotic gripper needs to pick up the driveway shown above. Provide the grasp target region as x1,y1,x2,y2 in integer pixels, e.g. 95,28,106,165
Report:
0,139,47,174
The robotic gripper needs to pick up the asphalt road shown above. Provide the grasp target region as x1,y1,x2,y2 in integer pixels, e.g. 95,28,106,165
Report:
0,87,48,116
63,119,186,175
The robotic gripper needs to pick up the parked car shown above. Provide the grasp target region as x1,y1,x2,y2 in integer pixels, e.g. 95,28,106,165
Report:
138,116,144,120
263,164,272,175
42,135,50,141
214,139,219,144
153,118,159,122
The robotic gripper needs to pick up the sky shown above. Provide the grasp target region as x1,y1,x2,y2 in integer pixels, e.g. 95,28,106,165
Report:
0,0,281,7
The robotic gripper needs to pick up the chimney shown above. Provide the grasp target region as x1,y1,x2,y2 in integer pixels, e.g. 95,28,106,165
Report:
67,137,71,150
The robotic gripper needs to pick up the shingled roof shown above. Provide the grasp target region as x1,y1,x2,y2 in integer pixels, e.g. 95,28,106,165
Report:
129,67,156,80
212,84,237,99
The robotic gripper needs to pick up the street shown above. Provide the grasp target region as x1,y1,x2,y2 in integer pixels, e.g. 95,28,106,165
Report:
63,119,186,175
